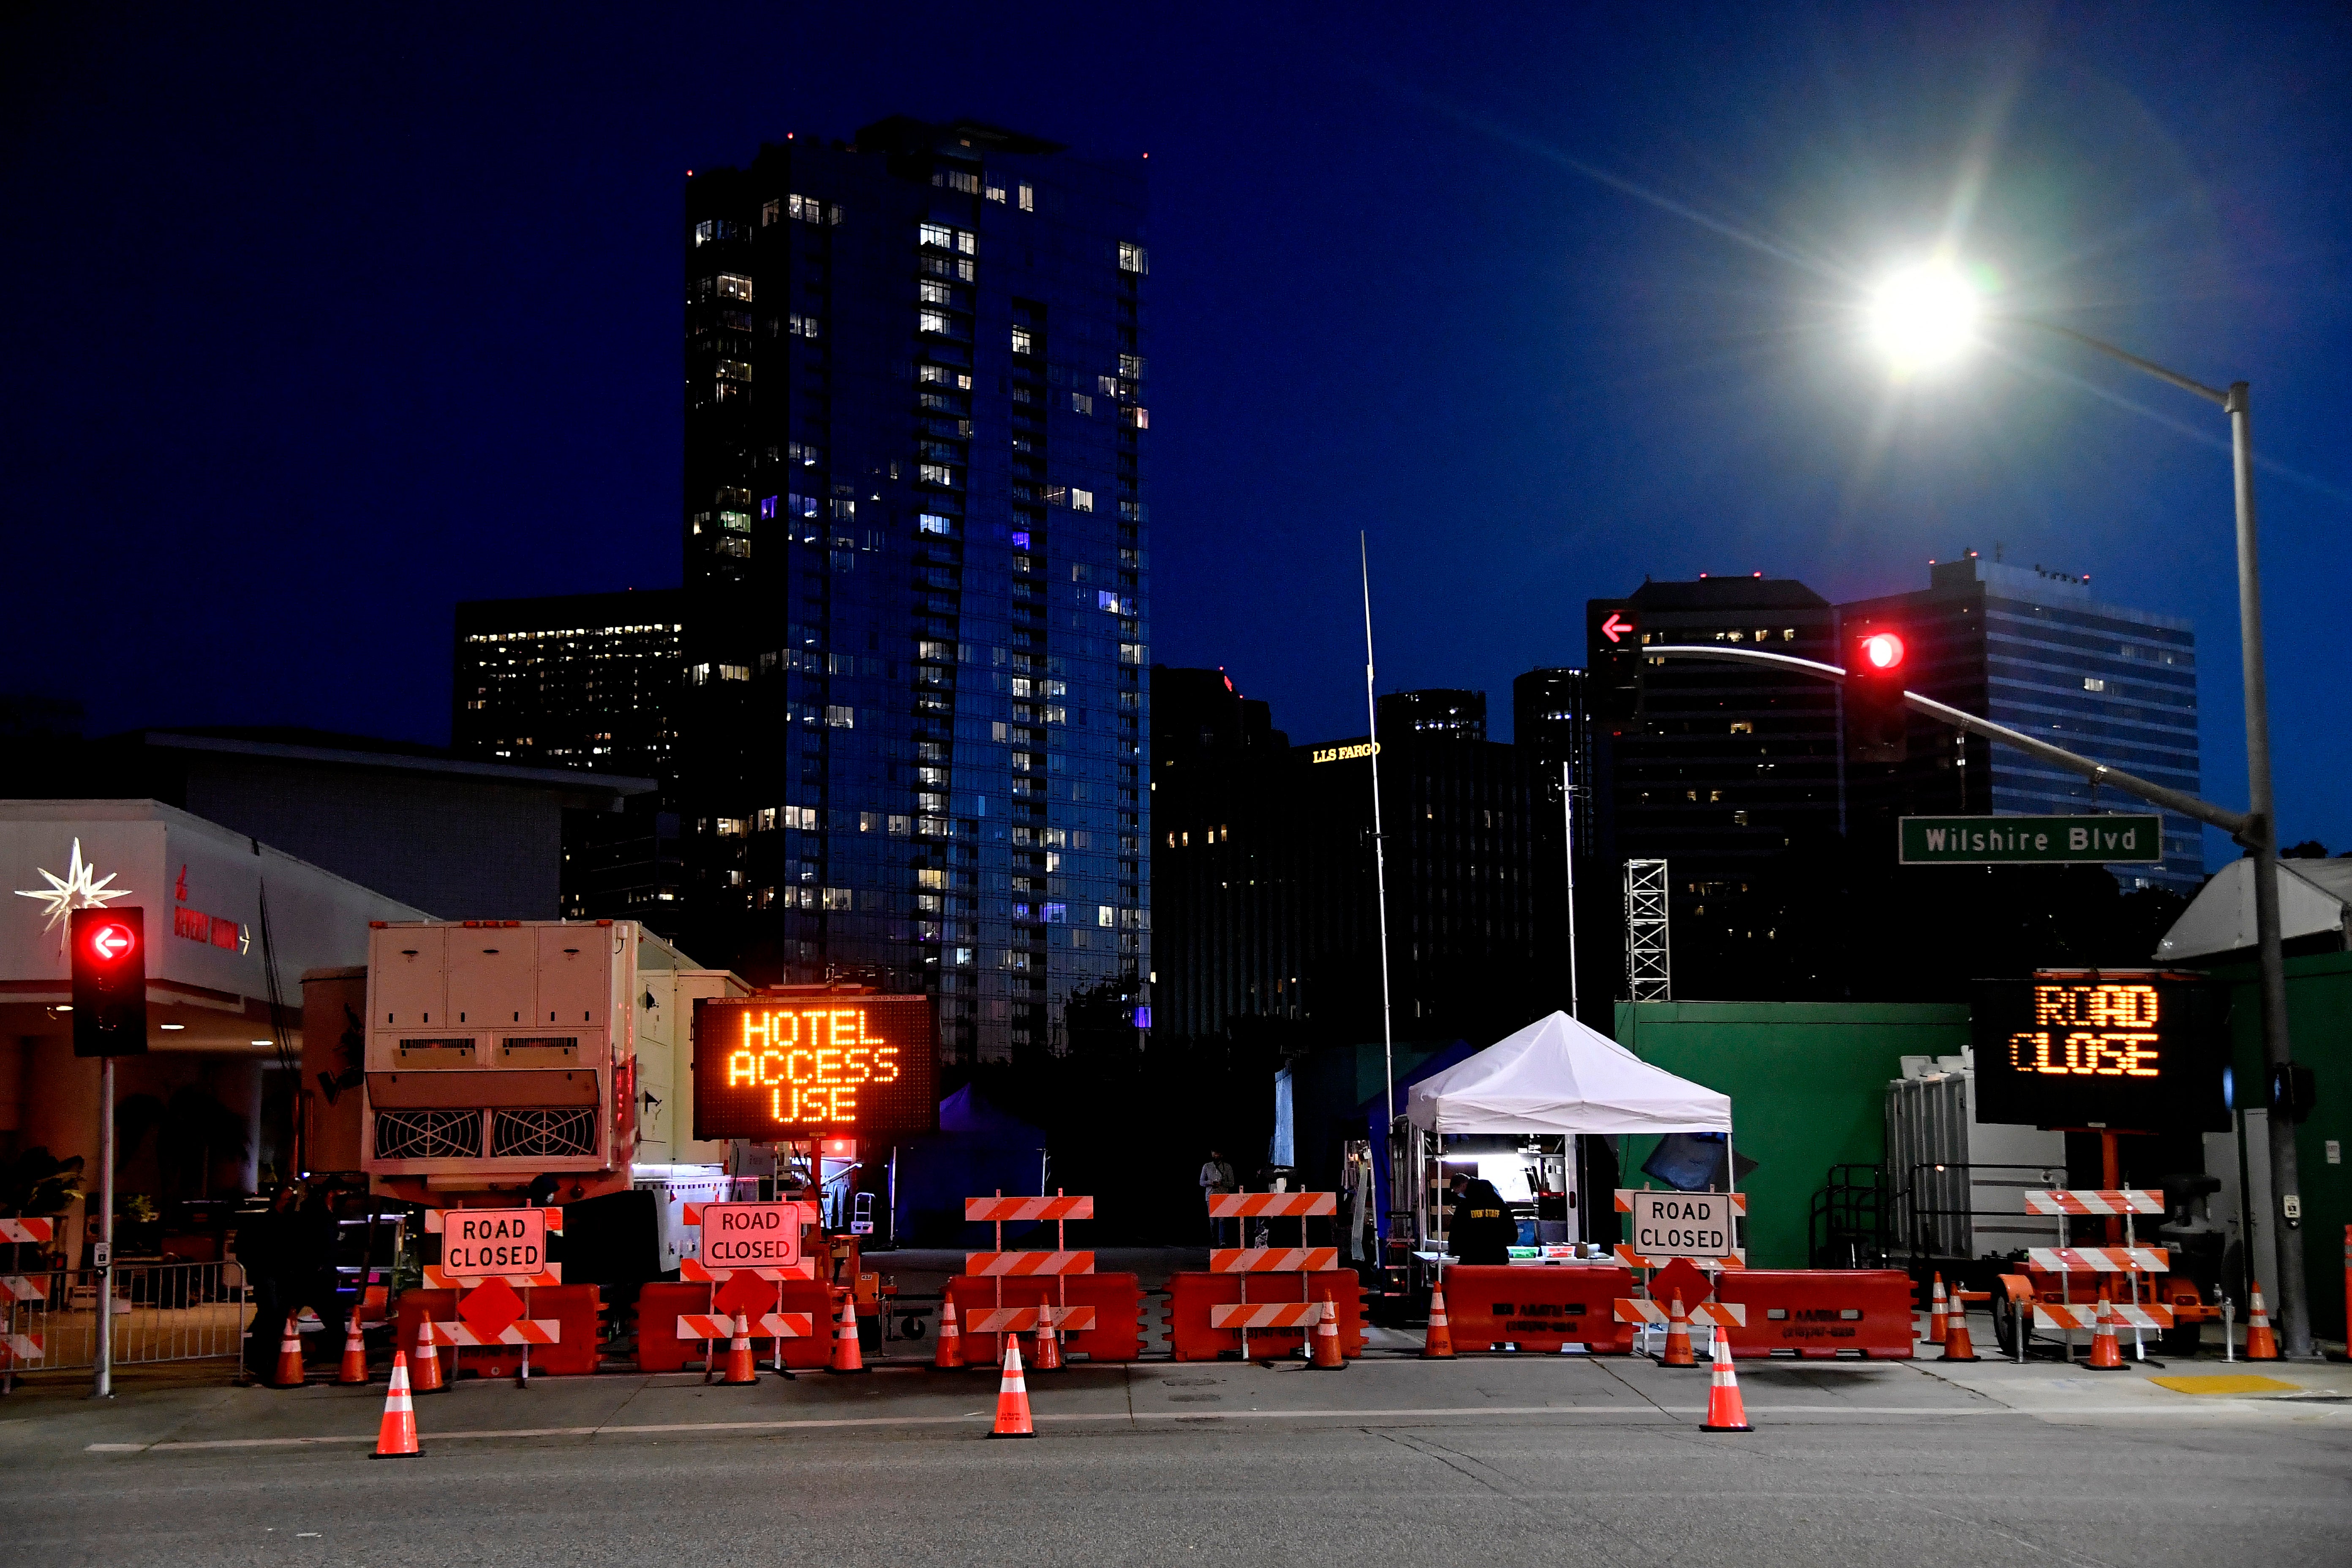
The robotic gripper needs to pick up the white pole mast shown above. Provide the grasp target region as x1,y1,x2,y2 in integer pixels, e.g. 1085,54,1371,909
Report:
1360,535,1396,1234
1563,760,1579,1020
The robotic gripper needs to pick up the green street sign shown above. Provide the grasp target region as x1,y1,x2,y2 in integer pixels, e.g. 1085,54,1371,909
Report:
1899,814,2164,865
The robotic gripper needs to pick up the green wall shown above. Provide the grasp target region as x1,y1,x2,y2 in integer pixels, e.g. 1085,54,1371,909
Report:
1614,1001,1972,1268
2204,948,2352,1344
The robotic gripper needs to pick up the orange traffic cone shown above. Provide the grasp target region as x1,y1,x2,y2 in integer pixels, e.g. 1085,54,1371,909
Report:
1030,1311,1063,1372
1939,1291,1980,1362
934,1296,965,1370
1660,1294,1697,1367
409,1315,444,1394
2084,1295,2126,1370
1700,1326,1751,1432
2245,1282,2280,1360
370,1350,422,1459
1422,1283,1456,1359
1926,1274,1949,1345
338,1317,370,1385
827,1292,868,1374
1310,1293,1346,1370
988,1335,1035,1438
272,1313,306,1388
720,1313,758,1386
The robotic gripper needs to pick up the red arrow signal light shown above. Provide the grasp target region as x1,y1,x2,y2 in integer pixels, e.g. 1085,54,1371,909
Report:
1601,612,1633,644
70,906,148,1058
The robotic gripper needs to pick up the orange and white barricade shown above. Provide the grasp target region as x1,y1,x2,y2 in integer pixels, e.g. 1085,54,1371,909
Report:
0,1219,54,1246
1208,1191,1339,1359
2032,1301,2174,1332
2023,1189,2164,1219
965,1192,1097,1369
670,1200,819,1372
420,1209,567,1380
1611,1298,1747,1328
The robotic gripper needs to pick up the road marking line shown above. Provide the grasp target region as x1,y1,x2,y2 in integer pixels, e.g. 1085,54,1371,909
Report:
83,1396,2348,1454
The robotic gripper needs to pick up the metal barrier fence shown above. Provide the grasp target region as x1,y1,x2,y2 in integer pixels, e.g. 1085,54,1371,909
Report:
3,1261,250,1377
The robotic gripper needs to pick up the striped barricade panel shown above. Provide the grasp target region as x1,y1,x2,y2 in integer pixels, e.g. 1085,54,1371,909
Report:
675,1313,817,1339
1207,1192,1337,1219
1210,1248,1338,1274
428,1319,561,1347
422,1264,563,1290
966,1305,1098,1335
964,1196,1094,1222
1614,1193,1747,1214
0,1275,47,1303
1208,1301,1327,1330
2026,1247,2169,1274
965,1251,1095,1277
0,1218,57,1244
2023,1190,2164,1217
422,1209,565,1233
1611,1298,1747,1327
1,1331,40,1364
2034,1302,2175,1331
1612,1244,1745,1271
679,1259,817,1282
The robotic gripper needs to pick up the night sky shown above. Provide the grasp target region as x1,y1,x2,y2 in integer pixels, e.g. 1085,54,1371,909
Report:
5,5,2347,868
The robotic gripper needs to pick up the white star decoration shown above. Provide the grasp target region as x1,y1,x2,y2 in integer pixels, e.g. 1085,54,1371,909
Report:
14,838,133,937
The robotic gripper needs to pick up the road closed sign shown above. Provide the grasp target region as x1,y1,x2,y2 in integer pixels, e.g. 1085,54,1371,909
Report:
698,1202,808,1271
1619,1190,1745,1264
441,1208,547,1279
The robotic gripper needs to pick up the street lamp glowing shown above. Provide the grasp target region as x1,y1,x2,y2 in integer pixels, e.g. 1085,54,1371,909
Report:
1868,261,1979,372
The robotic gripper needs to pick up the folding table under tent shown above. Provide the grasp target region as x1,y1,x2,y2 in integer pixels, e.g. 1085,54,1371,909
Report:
1402,1010,1734,1273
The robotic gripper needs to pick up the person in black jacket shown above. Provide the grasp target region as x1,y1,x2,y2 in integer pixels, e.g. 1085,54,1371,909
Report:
286,1183,348,1369
1446,1172,1516,1266
237,1185,298,1379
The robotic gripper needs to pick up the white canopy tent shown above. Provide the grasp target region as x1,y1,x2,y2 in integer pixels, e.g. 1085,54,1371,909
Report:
1407,1010,1731,1136
1402,1012,1735,1274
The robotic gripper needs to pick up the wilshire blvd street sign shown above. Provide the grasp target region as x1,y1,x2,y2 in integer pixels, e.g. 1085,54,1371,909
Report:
1900,814,2163,865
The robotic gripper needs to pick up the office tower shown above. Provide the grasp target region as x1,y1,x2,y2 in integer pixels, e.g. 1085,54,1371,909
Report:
1589,577,1843,998
1377,689,1485,743
1149,666,1290,1038
453,590,686,775
451,589,686,926
677,117,1151,1063
1841,553,2202,895
1152,673,1545,1044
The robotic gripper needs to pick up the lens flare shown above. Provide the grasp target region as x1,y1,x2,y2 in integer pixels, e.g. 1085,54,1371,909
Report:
1868,261,1979,373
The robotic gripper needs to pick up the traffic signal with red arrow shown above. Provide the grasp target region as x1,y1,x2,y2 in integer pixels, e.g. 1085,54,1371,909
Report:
1587,601,1644,730
70,907,147,1058
1843,622,1910,763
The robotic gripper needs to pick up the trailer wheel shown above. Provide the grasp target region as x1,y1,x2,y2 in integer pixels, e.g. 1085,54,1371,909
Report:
2159,1318,2201,1358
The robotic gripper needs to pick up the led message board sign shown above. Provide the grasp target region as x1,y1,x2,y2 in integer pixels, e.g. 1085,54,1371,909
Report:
691,995,938,1143
1971,975,2227,1132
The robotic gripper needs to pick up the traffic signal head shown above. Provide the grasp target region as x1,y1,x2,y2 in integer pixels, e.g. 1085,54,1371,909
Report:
1586,601,1645,732
70,906,147,1058
1843,623,1910,764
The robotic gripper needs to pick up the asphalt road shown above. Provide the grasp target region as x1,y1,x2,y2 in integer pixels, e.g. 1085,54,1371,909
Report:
5,1356,2349,1568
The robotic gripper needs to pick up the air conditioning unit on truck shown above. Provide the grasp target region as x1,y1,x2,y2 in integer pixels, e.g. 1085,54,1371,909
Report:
361,919,639,1203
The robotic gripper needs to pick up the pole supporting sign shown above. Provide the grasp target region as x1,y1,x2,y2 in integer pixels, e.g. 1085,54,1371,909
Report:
1899,814,2163,865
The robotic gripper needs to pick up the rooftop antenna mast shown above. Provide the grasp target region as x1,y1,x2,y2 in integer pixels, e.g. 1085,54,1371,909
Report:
1360,534,1397,1192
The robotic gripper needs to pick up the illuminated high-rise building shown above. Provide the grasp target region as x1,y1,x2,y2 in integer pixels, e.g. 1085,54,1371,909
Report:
676,117,1151,1062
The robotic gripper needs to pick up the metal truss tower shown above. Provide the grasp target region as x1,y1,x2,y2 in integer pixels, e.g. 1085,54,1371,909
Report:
1623,858,1671,1002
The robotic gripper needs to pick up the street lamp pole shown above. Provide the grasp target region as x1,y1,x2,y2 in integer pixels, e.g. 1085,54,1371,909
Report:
2015,323,2308,1357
